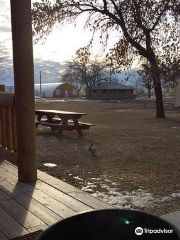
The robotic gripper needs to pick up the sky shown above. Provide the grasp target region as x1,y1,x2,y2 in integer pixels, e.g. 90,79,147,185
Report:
0,0,136,87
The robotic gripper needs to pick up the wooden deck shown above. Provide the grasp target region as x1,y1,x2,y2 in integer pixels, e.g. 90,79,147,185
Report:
0,159,114,239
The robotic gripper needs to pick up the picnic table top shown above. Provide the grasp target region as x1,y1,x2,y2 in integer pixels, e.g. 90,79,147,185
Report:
35,109,87,116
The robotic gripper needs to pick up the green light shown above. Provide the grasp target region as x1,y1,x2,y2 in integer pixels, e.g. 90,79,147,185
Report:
125,220,130,224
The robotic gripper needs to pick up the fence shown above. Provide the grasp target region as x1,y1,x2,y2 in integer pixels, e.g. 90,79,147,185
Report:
0,92,17,153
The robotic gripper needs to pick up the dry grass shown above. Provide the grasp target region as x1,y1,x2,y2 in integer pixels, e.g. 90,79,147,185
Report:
36,97,180,216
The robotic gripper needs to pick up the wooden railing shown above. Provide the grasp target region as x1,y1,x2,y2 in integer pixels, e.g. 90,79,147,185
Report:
0,93,17,153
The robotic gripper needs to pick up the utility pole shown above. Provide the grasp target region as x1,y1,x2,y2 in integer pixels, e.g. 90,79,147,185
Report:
109,57,112,83
40,71,42,97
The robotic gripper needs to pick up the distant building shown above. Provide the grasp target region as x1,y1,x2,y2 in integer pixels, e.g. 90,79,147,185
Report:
86,82,134,100
34,82,79,98
5,86,15,92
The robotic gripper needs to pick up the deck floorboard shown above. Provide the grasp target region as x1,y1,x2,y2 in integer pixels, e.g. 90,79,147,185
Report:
0,159,114,239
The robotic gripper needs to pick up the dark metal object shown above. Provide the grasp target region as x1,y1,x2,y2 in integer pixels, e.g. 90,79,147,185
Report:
37,209,180,240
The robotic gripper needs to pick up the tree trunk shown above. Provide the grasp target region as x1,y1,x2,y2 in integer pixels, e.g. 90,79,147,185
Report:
147,54,166,118
151,68,165,118
154,83,165,118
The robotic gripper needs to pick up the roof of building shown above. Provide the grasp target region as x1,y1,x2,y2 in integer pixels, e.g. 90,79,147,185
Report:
34,82,75,97
34,82,66,92
87,82,134,90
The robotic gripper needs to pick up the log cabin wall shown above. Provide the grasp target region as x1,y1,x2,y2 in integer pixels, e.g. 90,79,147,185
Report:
0,92,17,165
86,89,134,100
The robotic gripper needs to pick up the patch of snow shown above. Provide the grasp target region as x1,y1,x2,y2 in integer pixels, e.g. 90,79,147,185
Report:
48,99,66,102
92,187,170,209
112,182,119,186
171,192,180,198
43,163,57,167
68,99,102,103
36,98,102,103
90,177,101,181
87,182,97,188
68,173,171,209
81,176,170,209
35,96,43,99
81,185,96,193
74,176,84,181
104,179,111,183
36,98,67,103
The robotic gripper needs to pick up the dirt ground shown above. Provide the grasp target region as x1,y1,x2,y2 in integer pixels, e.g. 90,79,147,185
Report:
35,97,180,217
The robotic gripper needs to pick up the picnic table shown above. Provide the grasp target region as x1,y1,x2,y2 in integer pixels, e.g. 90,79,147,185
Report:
35,109,95,136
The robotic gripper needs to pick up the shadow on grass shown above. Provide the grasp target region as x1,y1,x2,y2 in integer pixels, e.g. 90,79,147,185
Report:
36,129,100,146
158,116,180,125
36,130,56,138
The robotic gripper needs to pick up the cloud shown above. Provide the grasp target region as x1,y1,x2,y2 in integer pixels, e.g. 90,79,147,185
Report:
1,13,10,21
0,0,11,37
34,59,66,84
0,26,11,33
0,0,8,8
0,57,67,86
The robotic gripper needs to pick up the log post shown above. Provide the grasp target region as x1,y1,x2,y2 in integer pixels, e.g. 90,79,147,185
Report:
0,114,1,145
1,106,7,148
10,0,37,182
11,108,17,153
5,107,13,150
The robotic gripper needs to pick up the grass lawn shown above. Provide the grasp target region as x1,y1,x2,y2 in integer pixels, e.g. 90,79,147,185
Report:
36,97,180,216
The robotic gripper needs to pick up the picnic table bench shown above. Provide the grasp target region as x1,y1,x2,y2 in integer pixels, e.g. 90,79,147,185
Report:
35,109,95,136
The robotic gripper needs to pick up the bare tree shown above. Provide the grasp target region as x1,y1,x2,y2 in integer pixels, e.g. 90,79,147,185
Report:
32,0,180,118
87,61,109,87
62,48,109,89
61,62,84,90
141,79,154,98
137,64,154,98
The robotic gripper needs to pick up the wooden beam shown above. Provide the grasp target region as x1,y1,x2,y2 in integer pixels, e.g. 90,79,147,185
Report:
1,107,7,148
0,93,14,107
11,108,17,153
10,0,37,182
0,148,17,165
5,107,13,150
